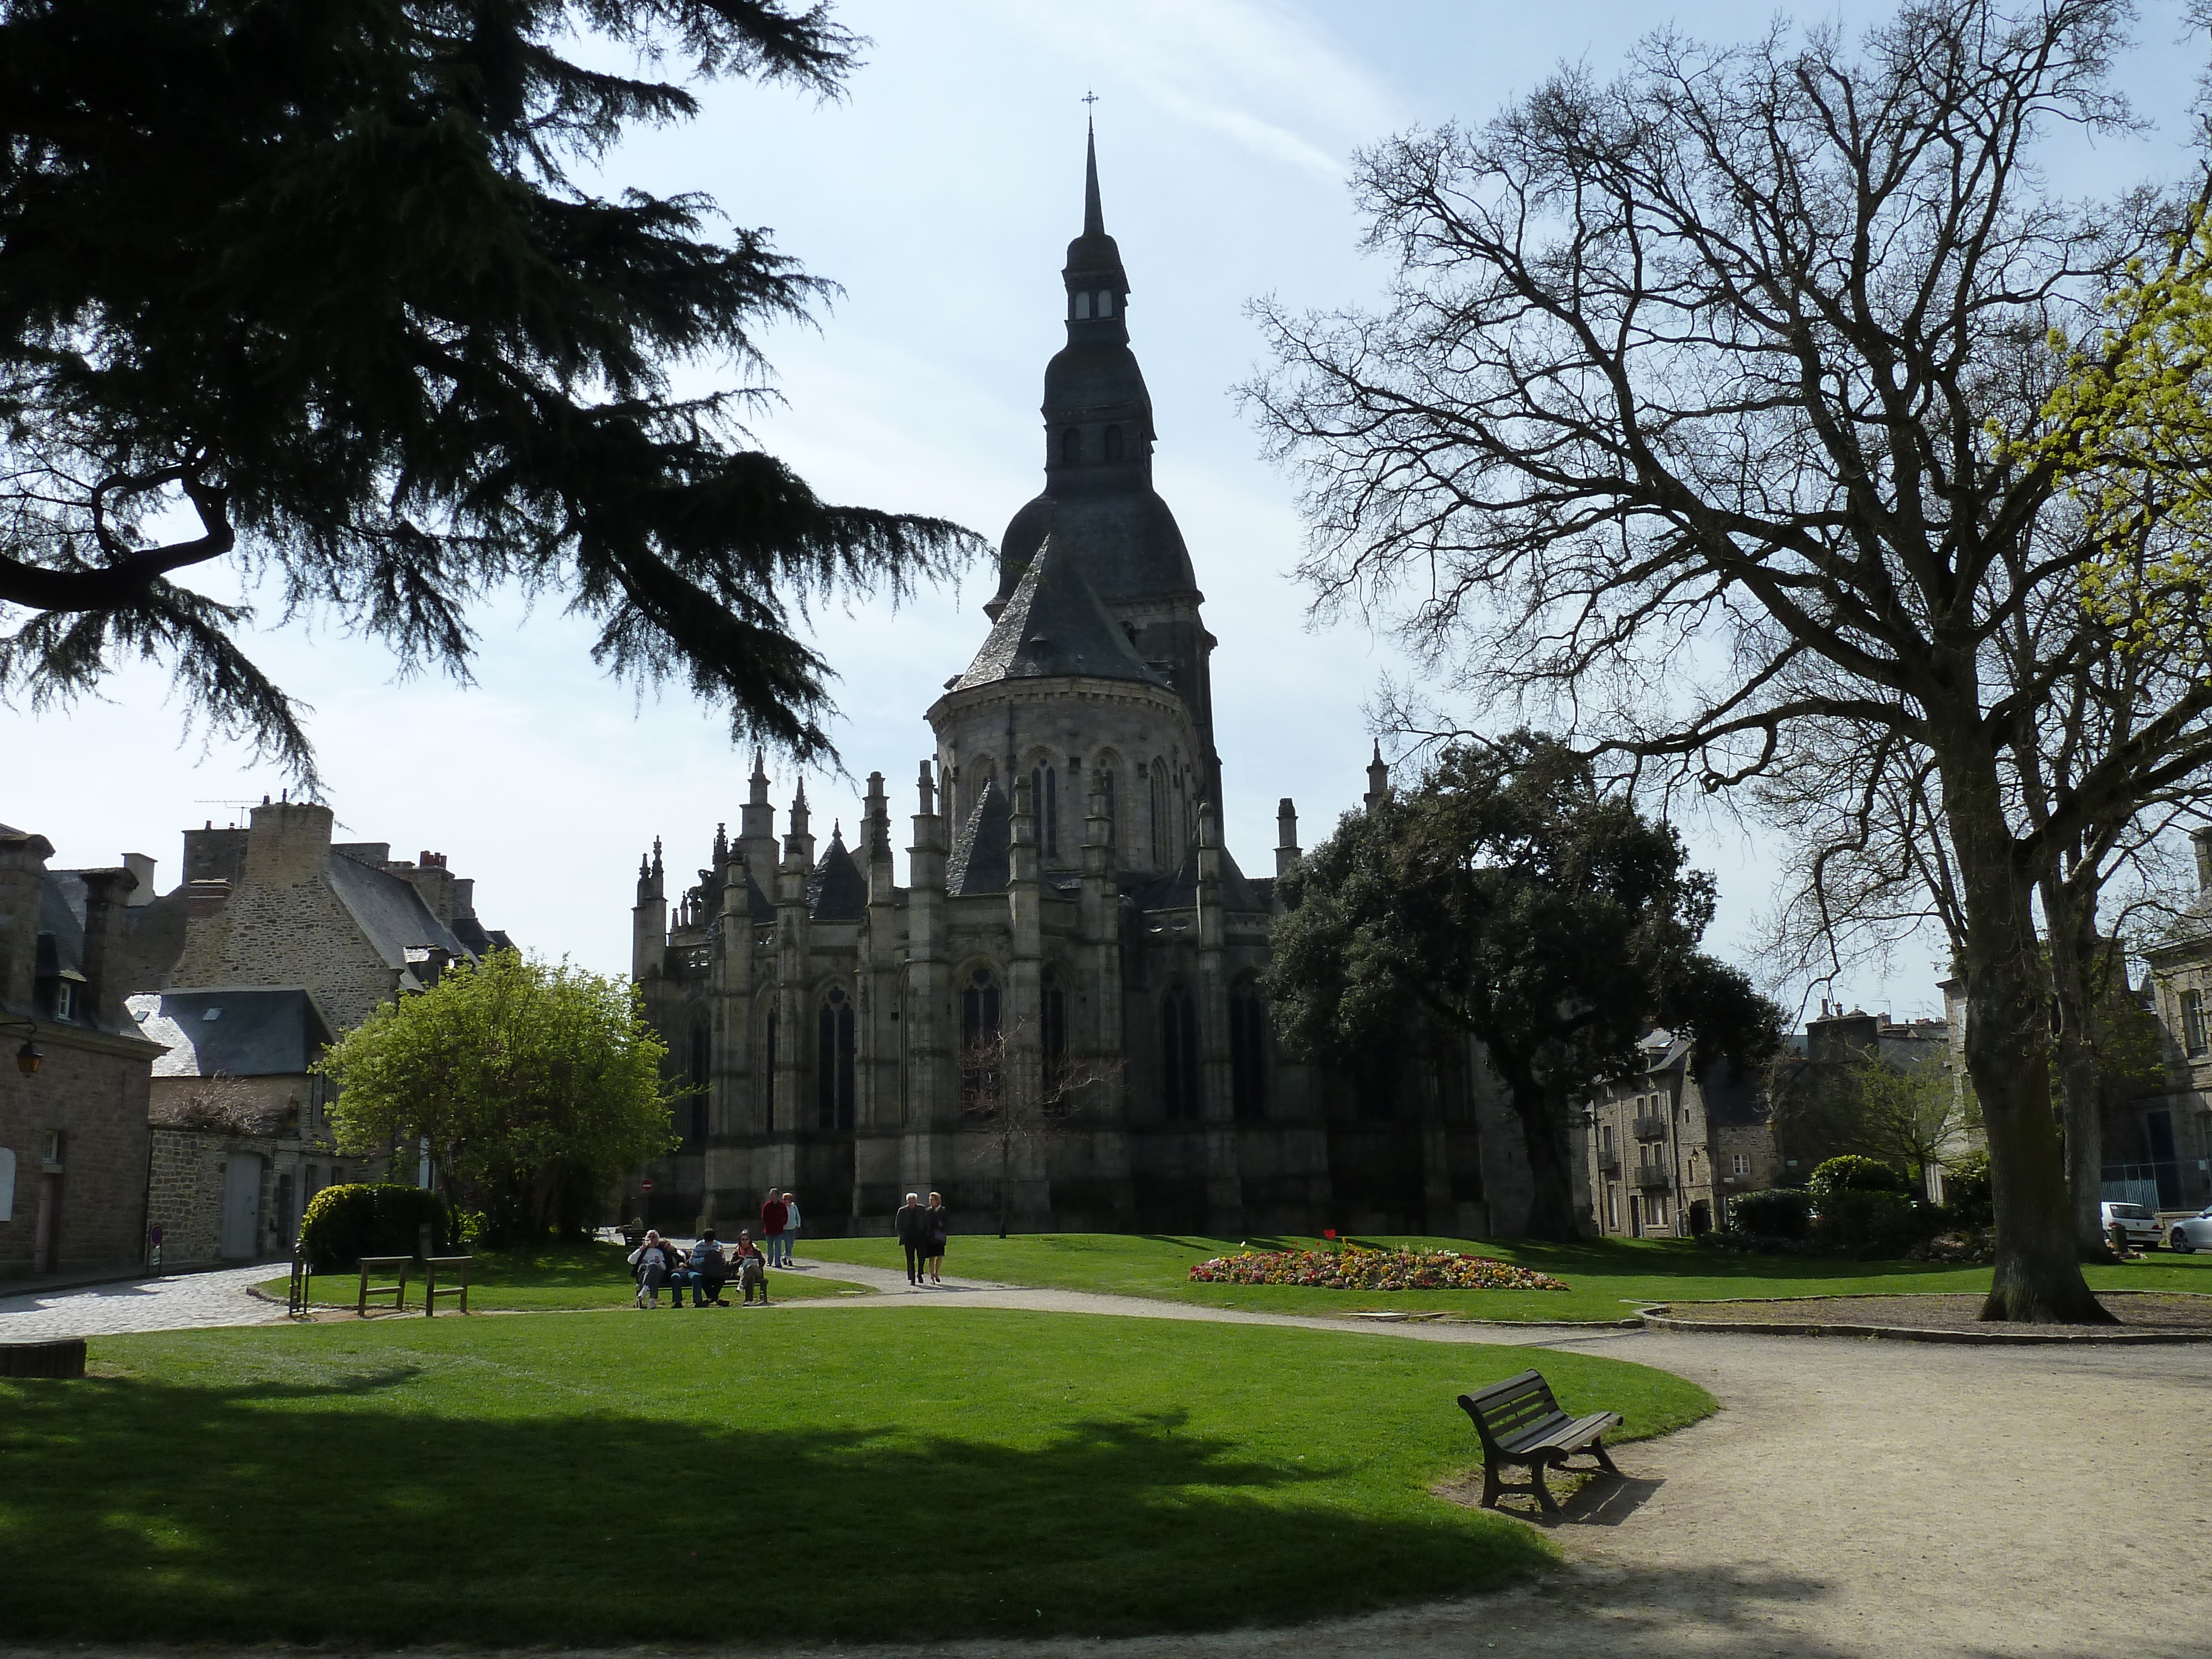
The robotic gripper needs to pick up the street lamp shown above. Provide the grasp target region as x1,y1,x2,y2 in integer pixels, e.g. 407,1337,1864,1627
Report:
1,1018,38,1077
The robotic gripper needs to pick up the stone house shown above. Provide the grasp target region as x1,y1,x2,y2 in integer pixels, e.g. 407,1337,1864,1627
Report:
629,135,1533,1241
2120,830,2212,1213
128,988,357,1264
0,821,163,1281
143,799,505,1030
1583,1031,1777,1238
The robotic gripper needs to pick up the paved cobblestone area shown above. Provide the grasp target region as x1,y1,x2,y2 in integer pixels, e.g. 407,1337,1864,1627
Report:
0,1263,286,1340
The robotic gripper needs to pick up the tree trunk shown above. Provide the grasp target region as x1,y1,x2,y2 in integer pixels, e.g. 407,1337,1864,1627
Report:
1946,762,2112,1324
2040,870,2113,1258
998,1134,1011,1239
1493,1055,1582,1241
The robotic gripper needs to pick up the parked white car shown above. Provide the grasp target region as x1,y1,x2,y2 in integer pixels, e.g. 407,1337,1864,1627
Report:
2167,1207,2212,1254
2102,1201,2164,1249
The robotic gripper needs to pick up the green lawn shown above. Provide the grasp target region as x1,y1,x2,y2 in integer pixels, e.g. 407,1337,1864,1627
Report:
803,1231,2212,1323
259,1240,872,1312
0,1309,1709,1644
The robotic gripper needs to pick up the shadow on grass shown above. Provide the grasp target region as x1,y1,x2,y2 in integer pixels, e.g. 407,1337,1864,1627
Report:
0,1373,1550,1646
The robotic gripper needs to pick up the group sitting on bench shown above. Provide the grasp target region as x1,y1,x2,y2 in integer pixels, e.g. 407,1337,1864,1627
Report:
628,1228,772,1308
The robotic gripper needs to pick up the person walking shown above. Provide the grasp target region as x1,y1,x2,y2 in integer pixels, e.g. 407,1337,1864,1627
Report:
780,1191,802,1265
894,1192,930,1286
627,1229,674,1308
760,1188,789,1269
923,1191,949,1285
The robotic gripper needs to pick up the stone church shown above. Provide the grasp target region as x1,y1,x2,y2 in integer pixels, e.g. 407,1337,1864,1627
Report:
631,135,1527,1240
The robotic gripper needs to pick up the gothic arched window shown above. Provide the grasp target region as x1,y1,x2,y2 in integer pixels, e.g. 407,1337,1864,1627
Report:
1061,427,1082,466
960,966,1003,1109
1098,764,1118,846
761,1001,778,1132
1162,983,1201,1120
1104,424,1124,461
1031,762,1058,857
1149,760,1171,866
1042,970,1070,1095
689,1020,711,1144
1073,290,1092,320
1229,980,1267,1121
816,986,855,1130
1097,290,1115,317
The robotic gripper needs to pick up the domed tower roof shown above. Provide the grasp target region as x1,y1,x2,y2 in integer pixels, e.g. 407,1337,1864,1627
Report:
992,126,1198,617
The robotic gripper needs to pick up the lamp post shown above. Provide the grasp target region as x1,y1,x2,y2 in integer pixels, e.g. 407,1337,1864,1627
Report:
0,1017,39,1077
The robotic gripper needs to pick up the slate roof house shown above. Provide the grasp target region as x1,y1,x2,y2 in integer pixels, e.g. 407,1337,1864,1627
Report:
129,987,363,1264
1583,1030,1778,1238
630,135,1532,1240
0,821,162,1280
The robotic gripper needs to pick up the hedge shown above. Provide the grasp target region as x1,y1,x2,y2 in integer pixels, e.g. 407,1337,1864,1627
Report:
298,1183,456,1272
1725,1187,1814,1239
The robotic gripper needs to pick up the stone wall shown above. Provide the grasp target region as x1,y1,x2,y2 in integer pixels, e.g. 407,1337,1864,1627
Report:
168,802,400,1032
0,1028,155,1281
145,1129,227,1266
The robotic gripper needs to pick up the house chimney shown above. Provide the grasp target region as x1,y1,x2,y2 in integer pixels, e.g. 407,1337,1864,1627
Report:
75,868,135,1028
185,879,233,919
2193,826,2212,894
241,800,335,885
0,824,56,1012
121,852,158,906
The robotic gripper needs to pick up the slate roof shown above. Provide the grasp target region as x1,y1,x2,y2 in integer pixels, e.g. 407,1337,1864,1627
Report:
808,830,869,921
325,853,469,973
956,534,1168,693
1123,840,1269,915
35,871,86,979
128,988,336,1078
947,781,1012,898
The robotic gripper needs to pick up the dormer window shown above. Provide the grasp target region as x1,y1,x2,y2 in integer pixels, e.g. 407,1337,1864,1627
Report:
50,980,75,1021
1061,427,1081,465
1073,291,1092,320
1097,290,1115,317
1104,424,1124,461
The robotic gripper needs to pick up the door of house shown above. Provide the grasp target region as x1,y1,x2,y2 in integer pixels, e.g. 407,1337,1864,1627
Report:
220,1154,264,1260
1627,1194,1642,1238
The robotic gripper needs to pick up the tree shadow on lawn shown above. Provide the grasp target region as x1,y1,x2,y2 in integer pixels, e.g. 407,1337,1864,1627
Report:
0,1373,1551,1647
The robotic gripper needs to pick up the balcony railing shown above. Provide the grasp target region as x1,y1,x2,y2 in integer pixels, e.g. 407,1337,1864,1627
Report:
1632,1165,1672,1190
1596,1152,1622,1176
1632,1114,1669,1141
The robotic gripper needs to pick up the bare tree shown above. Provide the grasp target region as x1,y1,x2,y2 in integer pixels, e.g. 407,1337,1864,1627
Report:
1248,2,2210,1320
150,1071,276,1135
959,1019,1123,1240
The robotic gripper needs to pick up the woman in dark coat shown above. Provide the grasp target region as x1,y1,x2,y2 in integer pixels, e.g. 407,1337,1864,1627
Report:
923,1192,949,1285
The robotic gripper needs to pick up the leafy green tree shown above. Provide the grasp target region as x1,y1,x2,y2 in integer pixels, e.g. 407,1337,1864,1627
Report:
319,951,679,1240
0,0,975,781
1266,734,1781,1240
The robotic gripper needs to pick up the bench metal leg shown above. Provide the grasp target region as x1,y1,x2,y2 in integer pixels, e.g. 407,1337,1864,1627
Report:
1587,1438,1619,1477
1528,1459,1561,1519
1481,1457,1504,1509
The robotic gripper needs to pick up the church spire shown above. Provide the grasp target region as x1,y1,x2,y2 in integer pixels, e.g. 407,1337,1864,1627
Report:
1083,117,1104,239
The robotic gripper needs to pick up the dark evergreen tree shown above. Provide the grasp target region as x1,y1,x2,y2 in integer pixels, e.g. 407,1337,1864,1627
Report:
1266,734,1779,1240
0,0,976,780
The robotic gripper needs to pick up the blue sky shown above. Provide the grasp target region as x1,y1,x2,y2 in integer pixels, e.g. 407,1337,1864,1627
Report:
8,0,2204,1015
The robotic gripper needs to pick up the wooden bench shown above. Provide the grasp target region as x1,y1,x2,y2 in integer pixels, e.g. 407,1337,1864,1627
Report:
356,1255,411,1317
1456,1368,1622,1517
421,1254,472,1317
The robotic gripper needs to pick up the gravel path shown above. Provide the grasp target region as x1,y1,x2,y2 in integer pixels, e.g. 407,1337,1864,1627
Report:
0,1262,286,1339
9,1256,2206,1656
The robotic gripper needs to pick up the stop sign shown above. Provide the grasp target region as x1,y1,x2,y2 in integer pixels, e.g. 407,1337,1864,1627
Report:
641,1178,655,1192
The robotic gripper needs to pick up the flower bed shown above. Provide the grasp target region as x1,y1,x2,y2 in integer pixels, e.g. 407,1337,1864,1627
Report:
1187,1245,1569,1292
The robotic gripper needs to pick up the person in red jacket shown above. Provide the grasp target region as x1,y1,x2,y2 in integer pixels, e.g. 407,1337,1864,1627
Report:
760,1188,789,1267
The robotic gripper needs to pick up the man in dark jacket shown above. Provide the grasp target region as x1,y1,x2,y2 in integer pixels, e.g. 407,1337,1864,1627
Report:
894,1193,930,1285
